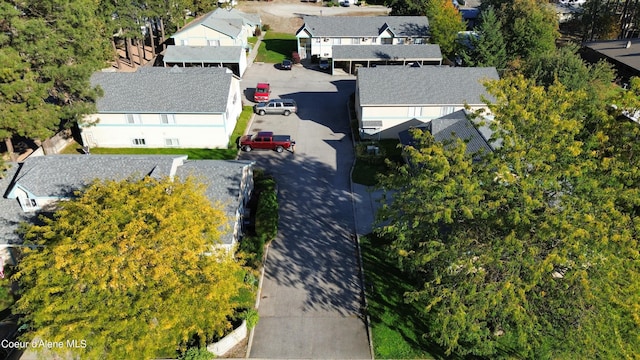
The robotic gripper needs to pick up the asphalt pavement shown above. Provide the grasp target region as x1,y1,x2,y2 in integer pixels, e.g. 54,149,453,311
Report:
239,60,372,359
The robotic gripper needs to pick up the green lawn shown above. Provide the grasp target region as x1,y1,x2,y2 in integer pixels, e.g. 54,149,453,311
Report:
352,140,404,186
255,32,297,63
361,233,444,359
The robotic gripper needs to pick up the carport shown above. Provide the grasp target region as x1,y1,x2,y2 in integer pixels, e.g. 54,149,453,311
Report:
330,44,443,75
163,45,247,77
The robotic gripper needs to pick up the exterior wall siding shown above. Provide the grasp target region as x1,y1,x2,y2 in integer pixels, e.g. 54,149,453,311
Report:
173,27,243,47
81,113,230,148
358,104,489,139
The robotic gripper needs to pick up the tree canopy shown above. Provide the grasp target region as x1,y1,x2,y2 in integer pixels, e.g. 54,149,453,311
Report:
376,75,640,358
458,7,508,70
425,0,467,57
15,177,248,360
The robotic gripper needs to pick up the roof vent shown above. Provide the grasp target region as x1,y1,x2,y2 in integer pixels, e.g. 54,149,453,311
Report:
626,40,632,49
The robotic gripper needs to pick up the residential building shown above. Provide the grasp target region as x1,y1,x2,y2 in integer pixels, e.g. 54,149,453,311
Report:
81,67,241,149
355,66,499,138
295,16,430,59
172,8,259,49
330,44,442,74
1,155,255,251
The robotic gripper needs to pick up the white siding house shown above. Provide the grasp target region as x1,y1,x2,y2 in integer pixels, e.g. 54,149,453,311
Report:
355,66,499,139
81,67,241,149
172,9,256,48
296,16,430,59
3,155,255,251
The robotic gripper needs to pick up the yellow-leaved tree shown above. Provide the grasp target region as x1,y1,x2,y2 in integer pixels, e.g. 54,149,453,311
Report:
14,177,247,360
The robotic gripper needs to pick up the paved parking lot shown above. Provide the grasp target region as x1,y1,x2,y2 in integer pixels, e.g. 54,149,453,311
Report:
239,63,371,359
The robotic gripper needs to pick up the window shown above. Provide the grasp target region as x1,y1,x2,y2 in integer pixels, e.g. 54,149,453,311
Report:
414,38,424,44
132,138,146,146
180,39,188,46
408,107,422,117
332,38,341,45
160,114,175,124
372,38,378,44
19,197,38,210
440,106,455,116
165,138,180,146
381,38,392,45
207,39,220,46
126,114,141,124
314,38,320,43
397,38,405,44
351,38,360,45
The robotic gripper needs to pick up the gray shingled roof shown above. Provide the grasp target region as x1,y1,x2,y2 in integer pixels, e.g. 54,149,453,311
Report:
332,44,442,61
1,155,253,246
398,110,493,155
0,164,36,245
175,160,254,245
583,38,640,72
173,14,242,39
298,16,429,38
357,66,499,106
163,45,243,63
90,67,232,113
210,8,261,28
7,155,183,199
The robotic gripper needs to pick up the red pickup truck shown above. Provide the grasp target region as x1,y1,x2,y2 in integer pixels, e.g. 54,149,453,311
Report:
253,83,270,102
240,131,295,153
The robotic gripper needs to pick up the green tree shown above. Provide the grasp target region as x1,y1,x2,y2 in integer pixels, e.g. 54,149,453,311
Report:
0,0,109,160
376,75,640,357
425,0,466,58
15,177,248,360
492,0,558,61
459,7,508,70
387,0,428,15
521,44,615,91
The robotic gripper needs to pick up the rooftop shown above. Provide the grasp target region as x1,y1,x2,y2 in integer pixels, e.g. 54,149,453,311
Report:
297,16,429,38
357,65,498,106
583,38,640,72
332,44,442,61
163,45,244,64
90,67,233,114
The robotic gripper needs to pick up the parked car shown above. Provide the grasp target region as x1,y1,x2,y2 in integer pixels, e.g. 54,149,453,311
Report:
319,58,330,70
340,0,351,6
240,131,295,153
281,59,292,70
253,83,271,102
254,99,298,116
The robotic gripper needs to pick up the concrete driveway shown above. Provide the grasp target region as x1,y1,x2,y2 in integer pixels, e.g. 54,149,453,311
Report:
239,63,371,359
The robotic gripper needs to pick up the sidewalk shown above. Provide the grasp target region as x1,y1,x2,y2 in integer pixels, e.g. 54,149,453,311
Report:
351,183,384,236
246,33,264,67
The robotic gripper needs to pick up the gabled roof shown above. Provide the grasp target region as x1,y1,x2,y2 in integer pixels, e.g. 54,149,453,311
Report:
398,110,493,155
2,155,255,246
357,66,498,106
582,38,640,72
172,13,243,39
0,165,35,245
163,45,244,63
332,44,442,61
210,8,261,28
6,155,185,199
90,67,233,114
296,16,429,38
176,160,255,245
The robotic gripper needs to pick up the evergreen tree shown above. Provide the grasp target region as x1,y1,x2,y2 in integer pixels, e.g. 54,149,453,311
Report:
459,7,508,70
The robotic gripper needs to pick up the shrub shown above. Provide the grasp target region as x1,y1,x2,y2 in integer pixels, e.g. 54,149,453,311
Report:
291,51,301,64
255,189,278,242
179,347,214,360
242,308,260,330
261,24,270,31
254,25,261,37
238,234,265,268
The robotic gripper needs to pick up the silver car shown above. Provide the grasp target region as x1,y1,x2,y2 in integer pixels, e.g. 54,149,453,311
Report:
254,99,298,116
